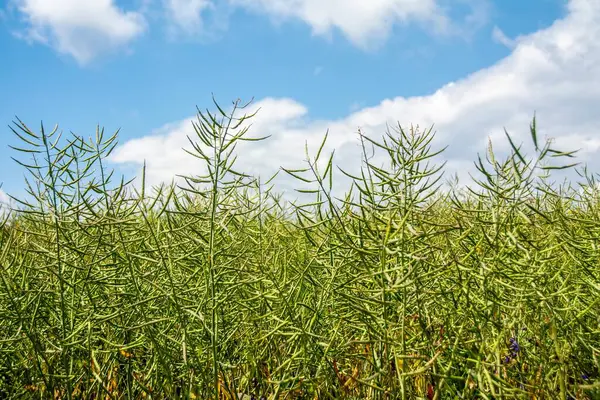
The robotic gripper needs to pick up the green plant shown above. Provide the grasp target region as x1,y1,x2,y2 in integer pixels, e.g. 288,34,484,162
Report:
0,99,598,399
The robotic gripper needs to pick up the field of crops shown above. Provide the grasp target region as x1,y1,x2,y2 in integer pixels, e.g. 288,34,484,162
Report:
0,99,598,399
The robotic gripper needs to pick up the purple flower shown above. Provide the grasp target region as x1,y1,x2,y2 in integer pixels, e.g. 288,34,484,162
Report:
509,338,520,354
582,373,590,380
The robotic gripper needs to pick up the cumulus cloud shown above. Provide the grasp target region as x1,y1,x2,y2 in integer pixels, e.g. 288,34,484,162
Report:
232,0,447,47
163,0,213,34
10,0,147,64
164,0,489,47
7,0,487,62
111,0,600,198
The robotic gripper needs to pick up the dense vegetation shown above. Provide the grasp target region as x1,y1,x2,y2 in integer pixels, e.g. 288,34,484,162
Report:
0,98,598,399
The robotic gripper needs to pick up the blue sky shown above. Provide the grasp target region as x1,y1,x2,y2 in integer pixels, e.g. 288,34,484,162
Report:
1,0,599,205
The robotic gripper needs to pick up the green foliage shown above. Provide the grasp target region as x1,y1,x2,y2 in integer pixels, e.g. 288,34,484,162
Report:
0,99,598,399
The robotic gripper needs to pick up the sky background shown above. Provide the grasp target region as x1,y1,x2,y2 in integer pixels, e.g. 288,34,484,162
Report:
1,0,599,205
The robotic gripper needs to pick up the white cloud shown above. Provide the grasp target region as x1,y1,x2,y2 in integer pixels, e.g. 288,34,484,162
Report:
0,189,9,205
111,0,600,198
11,0,147,64
492,26,515,49
232,0,448,47
8,0,487,61
164,0,489,47
0,188,11,216
163,0,213,34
